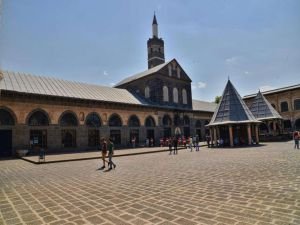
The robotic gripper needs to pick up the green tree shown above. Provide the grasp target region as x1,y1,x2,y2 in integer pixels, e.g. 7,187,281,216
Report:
214,96,221,104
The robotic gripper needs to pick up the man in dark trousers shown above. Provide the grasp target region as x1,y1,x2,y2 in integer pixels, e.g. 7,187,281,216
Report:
173,136,178,155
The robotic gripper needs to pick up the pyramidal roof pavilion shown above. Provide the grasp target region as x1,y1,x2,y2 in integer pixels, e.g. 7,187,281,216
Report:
249,91,282,121
207,80,260,147
208,80,259,126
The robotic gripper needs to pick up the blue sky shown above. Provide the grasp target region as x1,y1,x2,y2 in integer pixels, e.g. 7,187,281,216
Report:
0,0,299,101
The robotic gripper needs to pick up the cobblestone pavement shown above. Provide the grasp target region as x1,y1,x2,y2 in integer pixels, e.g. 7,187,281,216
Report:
1,142,300,225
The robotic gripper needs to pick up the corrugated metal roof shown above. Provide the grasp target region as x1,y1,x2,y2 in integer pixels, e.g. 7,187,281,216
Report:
192,100,217,112
0,71,143,105
208,80,260,126
244,84,300,99
114,60,171,87
249,91,282,120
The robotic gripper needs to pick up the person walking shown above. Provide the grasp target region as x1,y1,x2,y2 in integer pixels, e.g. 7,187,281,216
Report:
195,135,200,151
168,137,173,154
99,138,108,169
108,138,116,170
189,136,193,151
294,131,299,149
173,137,178,155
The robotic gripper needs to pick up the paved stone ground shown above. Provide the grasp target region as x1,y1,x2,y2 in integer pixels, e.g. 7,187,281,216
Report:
0,142,300,225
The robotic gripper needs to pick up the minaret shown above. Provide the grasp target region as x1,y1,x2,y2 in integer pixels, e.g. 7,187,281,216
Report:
147,14,165,69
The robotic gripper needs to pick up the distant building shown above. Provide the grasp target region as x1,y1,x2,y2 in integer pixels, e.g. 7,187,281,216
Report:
244,84,300,132
0,15,216,157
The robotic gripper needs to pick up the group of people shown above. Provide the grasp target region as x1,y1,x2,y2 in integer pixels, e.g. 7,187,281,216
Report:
166,135,201,155
99,138,116,171
294,131,299,149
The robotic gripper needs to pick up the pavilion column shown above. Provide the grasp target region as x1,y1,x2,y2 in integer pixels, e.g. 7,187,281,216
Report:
209,128,213,147
247,124,252,145
214,127,217,147
273,120,277,135
229,125,233,147
255,124,259,144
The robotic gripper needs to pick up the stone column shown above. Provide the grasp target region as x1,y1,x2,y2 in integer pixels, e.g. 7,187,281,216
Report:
255,124,259,144
273,120,276,135
247,124,252,145
229,125,233,147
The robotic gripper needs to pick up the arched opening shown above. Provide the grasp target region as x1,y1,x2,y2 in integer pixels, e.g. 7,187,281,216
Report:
28,110,50,149
283,120,292,130
60,111,78,148
183,116,190,137
295,118,300,130
174,115,181,126
145,116,155,145
86,113,102,147
195,120,202,141
128,115,140,146
163,115,172,137
109,114,122,145
0,108,15,157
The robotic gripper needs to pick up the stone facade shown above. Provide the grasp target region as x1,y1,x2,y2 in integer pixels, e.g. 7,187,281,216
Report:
244,86,300,131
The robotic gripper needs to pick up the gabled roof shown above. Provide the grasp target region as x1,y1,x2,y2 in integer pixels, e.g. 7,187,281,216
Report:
0,71,143,105
208,80,259,126
249,91,282,120
244,84,300,99
114,58,191,87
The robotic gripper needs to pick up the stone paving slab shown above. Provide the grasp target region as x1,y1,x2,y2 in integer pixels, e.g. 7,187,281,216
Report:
1,141,300,225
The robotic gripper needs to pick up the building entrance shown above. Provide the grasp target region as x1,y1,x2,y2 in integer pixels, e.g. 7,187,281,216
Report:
0,130,12,157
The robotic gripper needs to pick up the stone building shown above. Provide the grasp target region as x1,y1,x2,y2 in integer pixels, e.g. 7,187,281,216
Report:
244,84,300,132
0,15,216,157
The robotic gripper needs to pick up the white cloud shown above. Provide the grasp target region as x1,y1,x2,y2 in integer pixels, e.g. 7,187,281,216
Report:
225,56,239,65
244,71,249,75
103,70,108,76
109,82,115,87
197,82,207,89
191,85,196,90
259,85,276,92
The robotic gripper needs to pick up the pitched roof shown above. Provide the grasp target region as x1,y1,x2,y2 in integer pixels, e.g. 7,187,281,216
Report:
249,91,282,120
208,80,259,126
114,60,171,87
192,100,217,112
244,84,300,99
0,71,143,105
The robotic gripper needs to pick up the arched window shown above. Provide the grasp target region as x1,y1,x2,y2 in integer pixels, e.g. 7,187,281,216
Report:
294,99,300,110
173,88,178,103
109,114,122,127
60,112,78,126
163,115,172,126
163,86,169,102
182,89,187,104
195,120,201,128
145,116,155,127
183,116,190,126
280,101,288,112
0,109,15,126
86,113,101,127
177,67,181,78
145,86,150,98
28,110,49,126
174,115,181,126
128,115,140,127
168,64,172,76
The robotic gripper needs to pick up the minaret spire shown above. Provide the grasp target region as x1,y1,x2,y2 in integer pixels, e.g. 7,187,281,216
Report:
152,13,158,38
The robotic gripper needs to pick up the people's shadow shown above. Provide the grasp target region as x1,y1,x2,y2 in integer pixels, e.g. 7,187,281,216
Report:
103,168,112,172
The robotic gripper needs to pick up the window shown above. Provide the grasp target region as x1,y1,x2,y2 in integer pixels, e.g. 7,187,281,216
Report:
145,86,150,98
163,115,172,126
173,88,178,103
0,109,15,126
182,89,187,104
177,67,181,78
109,114,122,127
183,116,190,126
163,86,169,102
168,64,172,76
145,116,155,127
280,101,288,112
28,111,49,126
60,112,78,126
86,113,101,127
294,99,300,110
128,115,140,127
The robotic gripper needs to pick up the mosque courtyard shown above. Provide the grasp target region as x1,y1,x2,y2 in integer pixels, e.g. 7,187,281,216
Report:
0,142,300,225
